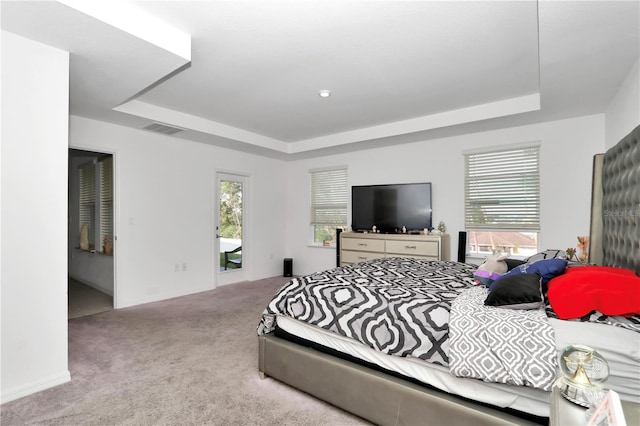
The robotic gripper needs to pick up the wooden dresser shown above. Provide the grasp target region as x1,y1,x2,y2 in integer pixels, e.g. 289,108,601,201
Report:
340,232,449,266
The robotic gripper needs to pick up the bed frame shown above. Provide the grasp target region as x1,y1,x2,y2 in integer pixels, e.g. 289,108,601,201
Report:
259,334,544,425
590,125,640,271
258,125,640,426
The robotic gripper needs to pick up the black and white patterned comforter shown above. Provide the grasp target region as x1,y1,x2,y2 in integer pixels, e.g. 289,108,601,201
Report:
258,257,477,366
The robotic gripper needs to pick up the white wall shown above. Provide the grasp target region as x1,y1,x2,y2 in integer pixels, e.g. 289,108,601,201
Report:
69,116,288,308
69,249,114,295
1,31,71,403
286,115,606,275
605,58,640,149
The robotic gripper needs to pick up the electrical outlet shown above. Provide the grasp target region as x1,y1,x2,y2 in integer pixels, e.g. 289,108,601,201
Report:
181,262,187,272
174,263,180,272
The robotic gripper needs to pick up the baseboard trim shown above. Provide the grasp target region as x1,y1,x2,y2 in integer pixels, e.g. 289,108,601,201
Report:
117,284,214,309
1,370,71,404
68,274,114,296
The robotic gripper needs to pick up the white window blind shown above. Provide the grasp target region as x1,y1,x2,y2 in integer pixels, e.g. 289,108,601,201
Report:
99,156,113,249
310,167,348,226
464,144,540,231
79,161,96,247
78,155,114,253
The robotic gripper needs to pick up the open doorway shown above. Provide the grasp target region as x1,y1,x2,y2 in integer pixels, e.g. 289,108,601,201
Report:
68,149,114,318
216,172,248,286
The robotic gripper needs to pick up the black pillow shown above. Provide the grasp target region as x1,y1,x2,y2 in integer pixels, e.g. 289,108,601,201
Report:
484,273,543,310
504,258,527,271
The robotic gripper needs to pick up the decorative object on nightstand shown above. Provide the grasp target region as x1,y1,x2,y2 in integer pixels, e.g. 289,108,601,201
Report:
557,344,610,407
566,247,577,261
586,389,627,426
437,221,446,234
577,236,590,262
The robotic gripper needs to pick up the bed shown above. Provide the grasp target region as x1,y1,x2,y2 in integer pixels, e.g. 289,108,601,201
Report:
257,125,640,425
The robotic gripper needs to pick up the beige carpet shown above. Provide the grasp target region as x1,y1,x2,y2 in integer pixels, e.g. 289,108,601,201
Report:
68,278,113,319
1,276,369,426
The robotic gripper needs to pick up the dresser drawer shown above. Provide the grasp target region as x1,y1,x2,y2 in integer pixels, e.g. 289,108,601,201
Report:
387,254,439,261
386,240,439,257
341,237,385,253
342,250,385,264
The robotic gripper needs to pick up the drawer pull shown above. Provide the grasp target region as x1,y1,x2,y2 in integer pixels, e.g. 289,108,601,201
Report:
358,256,368,260
405,245,417,249
358,243,367,247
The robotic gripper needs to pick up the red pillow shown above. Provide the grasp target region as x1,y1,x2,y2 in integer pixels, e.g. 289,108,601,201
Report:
547,266,640,319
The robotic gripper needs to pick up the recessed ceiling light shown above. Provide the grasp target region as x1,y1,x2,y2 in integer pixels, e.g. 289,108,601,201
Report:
318,90,331,98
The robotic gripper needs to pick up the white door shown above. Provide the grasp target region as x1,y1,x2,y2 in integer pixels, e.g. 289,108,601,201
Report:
216,173,247,285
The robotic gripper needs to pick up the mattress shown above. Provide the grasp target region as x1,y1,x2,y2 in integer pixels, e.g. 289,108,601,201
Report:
277,313,640,417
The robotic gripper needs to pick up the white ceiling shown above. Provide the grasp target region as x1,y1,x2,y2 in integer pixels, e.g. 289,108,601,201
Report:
2,1,639,159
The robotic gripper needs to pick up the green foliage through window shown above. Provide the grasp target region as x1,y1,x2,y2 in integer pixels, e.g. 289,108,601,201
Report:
220,180,242,239
314,225,337,244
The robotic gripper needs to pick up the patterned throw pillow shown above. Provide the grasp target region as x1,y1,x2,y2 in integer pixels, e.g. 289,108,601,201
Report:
524,249,567,263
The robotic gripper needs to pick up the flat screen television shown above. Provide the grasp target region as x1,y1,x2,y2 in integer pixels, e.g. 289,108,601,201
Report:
351,183,432,233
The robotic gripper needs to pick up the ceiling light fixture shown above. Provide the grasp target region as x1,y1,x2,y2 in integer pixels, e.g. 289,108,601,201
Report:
318,90,331,98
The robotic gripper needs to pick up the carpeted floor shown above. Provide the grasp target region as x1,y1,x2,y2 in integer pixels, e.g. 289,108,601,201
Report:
1,277,369,425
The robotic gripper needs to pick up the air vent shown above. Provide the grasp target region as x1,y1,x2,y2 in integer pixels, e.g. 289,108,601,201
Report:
142,122,185,135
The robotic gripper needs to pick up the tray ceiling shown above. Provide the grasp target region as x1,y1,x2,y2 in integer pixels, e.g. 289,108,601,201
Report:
2,1,638,159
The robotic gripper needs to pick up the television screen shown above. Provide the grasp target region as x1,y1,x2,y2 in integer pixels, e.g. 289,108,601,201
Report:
351,183,432,233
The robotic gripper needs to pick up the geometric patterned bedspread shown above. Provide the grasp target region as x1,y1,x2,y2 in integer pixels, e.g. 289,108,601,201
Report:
449,287,557,391
545,305,640,333
258,257,477,366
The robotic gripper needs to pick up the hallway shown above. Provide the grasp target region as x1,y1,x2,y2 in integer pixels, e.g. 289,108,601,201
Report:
68,278,113,319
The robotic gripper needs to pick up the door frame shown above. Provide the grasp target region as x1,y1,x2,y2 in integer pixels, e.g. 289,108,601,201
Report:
68,145,118,309
215,171,250,286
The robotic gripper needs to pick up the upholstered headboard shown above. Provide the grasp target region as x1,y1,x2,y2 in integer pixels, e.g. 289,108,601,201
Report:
591,125,640,272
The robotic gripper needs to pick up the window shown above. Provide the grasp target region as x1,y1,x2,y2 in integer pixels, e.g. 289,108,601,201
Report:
99,156,113,253
310,167,347,245
79,161,96,249
464,143,540,257
79,155,113,254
